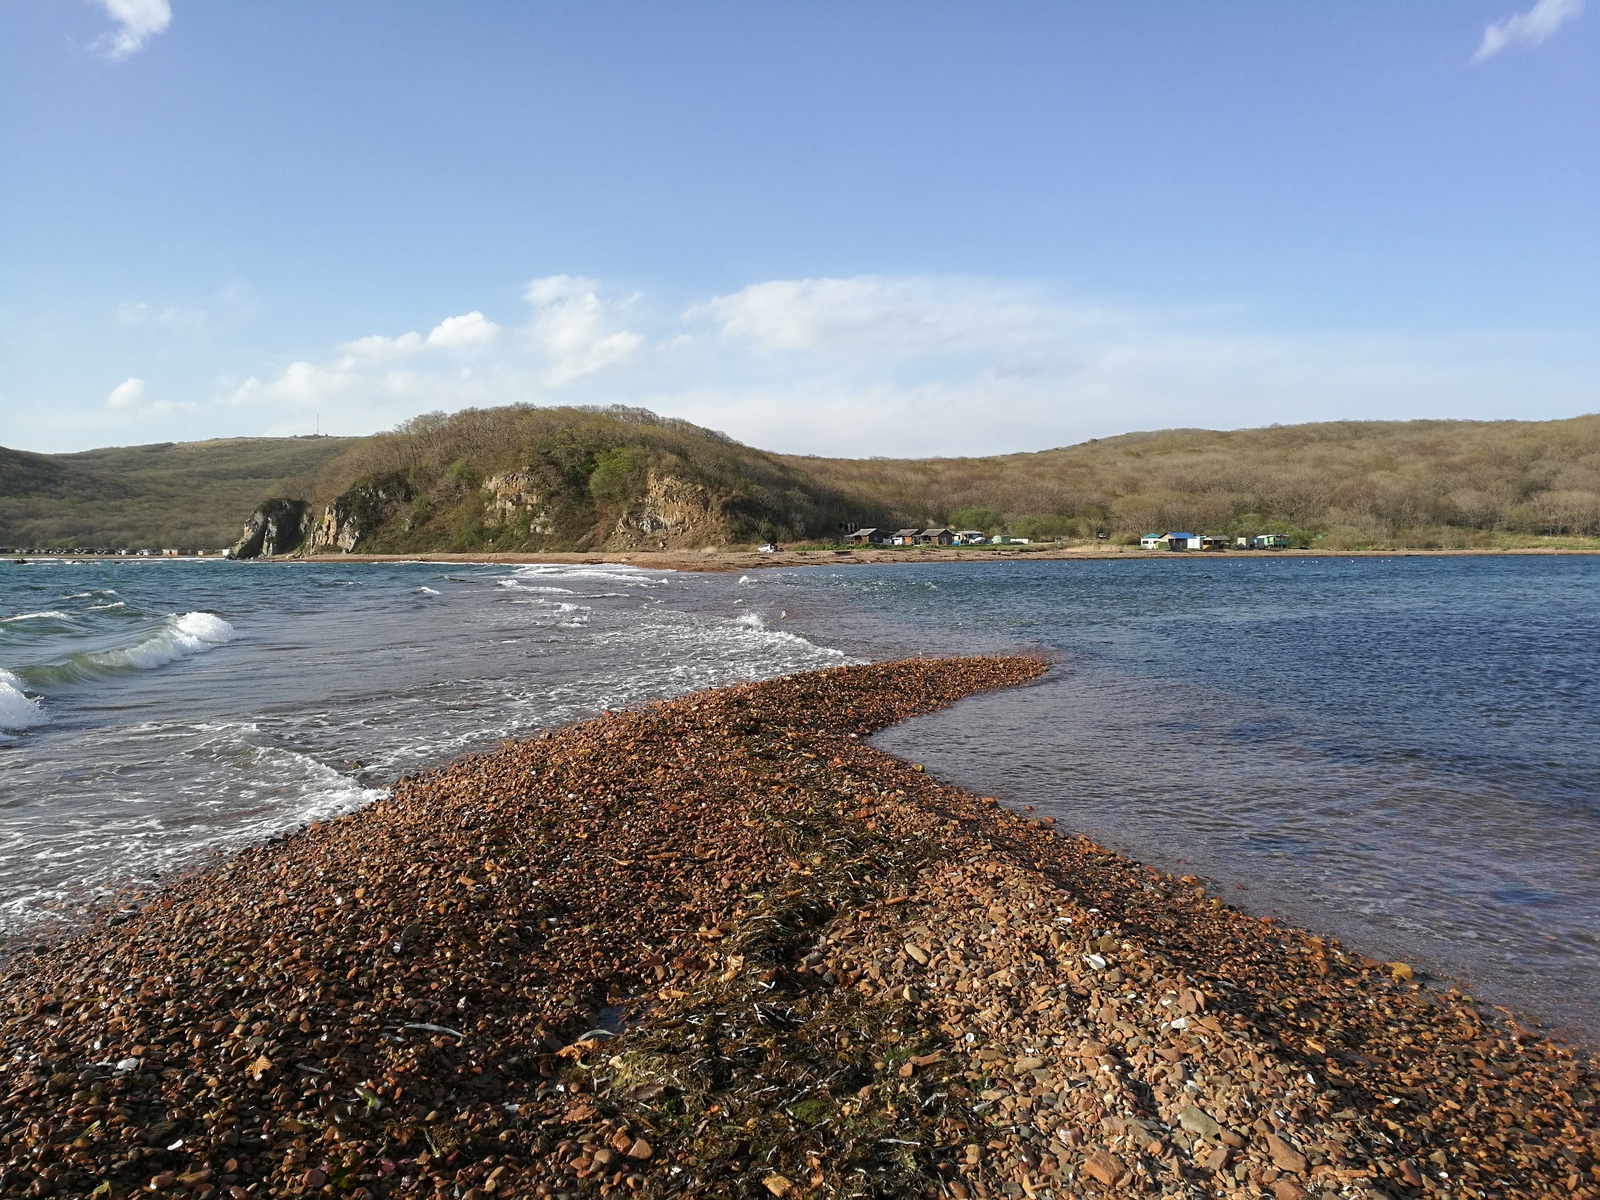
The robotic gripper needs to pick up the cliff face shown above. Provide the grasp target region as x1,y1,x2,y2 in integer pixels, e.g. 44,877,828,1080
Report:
230,499,312,558
606,472,728,550
305,476,413,553
481,472,557,537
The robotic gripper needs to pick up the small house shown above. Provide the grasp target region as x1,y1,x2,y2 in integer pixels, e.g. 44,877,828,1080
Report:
1251,534,1290,549
953,530,988,545
1142,532,1199,550
1200,535,1230,551
890,529,922,545
916,527,955,545
847,528,880,545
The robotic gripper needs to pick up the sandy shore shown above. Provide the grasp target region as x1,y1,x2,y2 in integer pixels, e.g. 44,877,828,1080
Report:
1,658,1594,1199
281,544,1600,573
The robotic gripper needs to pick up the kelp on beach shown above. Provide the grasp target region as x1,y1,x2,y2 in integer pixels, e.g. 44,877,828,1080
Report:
1,657,1596,1200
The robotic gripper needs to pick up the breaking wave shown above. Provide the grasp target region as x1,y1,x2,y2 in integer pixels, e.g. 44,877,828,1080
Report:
0,670,47,732
85,612,235,671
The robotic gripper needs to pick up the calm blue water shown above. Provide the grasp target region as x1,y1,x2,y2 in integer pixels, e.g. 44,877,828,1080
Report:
755,555,1600,1040
3,554,1597,1040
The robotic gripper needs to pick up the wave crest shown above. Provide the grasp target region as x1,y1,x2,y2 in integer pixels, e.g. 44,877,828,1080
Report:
86,611,235,672
0,669,47,732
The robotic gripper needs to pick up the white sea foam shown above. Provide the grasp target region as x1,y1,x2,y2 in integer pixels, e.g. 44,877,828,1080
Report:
510,563,670,588
1,610,71,623
0,669,46,732
87,611,235,671
416,586,441,595
735,611,765,628
86,601,126,610
497,580,576,594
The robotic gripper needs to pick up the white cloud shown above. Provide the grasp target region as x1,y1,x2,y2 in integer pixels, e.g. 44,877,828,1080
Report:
104,375,194,417
523,275,643,384
1472,0,1584,62
92,0,172,60
106,377,148,409
337,311,503,364
426,310,501,350
216,273,1598,454
697,275,1106,357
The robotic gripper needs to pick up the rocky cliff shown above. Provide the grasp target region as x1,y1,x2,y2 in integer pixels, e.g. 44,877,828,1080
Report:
230,405,865,555
607,471,728,550
230,499,312,558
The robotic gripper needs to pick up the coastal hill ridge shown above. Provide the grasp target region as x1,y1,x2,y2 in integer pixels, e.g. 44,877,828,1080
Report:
2,407,1599,553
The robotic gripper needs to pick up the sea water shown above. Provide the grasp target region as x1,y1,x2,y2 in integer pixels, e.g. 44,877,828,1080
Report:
0,560,843,935
2,555,1597,1041
752,554,1600,1041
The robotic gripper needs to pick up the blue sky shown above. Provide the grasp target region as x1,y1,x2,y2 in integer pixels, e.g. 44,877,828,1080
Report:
1,1,1595,456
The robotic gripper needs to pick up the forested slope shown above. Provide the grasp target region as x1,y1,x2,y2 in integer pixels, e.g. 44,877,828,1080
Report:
5,409,1600,552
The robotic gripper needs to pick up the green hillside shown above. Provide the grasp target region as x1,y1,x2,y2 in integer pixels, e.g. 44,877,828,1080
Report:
790,414,1600,548
292,406,863,554
0,436,357,550
4,409,1599,553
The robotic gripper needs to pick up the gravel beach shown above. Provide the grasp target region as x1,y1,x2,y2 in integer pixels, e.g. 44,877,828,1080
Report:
1,657,1595,1200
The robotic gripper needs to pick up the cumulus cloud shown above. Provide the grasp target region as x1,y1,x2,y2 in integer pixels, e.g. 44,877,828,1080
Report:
338,311,503,363
105,375,193,417
217,273,1596,454
524,276,643,384
105,377,148,409
1472,0,1584,62
92,0,172,60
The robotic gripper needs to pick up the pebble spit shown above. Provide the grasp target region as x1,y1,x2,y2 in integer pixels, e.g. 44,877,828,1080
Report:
0,656,1595,1200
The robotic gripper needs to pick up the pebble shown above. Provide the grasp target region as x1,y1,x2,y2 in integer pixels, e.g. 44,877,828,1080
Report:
0,655,1595,1200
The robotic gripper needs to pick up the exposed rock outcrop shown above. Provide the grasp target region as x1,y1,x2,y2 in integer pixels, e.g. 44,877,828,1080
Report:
230,498,312,559
607,471,728,549
304,475,412,554
481,471,556,536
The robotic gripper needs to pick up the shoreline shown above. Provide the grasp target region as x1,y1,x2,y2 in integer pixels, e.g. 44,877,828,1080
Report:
1,658,1595,1199
8,545,1599,573
293,543,1599,573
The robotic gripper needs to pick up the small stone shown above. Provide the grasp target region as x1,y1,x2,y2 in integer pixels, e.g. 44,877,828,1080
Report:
626,1138,652,1160
1083,1148,1124,1186
149,1175,176,1191
1388,962,1414,981
763,1175,797,1197
1266,1134,1307,1175
1178,1105,1221,1140
903,942,929,965
1272,1181,1310,1200
303,1168,327,1188
1397,1159,1424,1187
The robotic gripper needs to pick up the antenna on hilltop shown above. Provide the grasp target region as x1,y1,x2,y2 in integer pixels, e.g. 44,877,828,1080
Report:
316,413,320,436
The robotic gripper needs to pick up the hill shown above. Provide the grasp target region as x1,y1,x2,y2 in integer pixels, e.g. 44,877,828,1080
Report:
235,405,865,556
789,414,1600,548
0,437,358,551
4,409,1600,553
